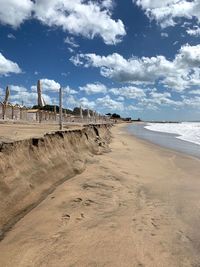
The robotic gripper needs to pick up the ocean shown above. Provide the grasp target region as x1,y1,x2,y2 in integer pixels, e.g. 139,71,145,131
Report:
127,122,200,159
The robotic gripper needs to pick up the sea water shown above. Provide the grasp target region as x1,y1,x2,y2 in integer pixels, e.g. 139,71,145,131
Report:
127,122,200,159
145,122,200,146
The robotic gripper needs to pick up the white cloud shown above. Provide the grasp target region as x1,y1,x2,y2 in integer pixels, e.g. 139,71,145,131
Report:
133,0,176,9
0,0,125,45
71,44,200,91
117,96,125,101
173,41,179,46
66,93,125,113
31,79,60,92
127,105,143,111
0,53,21,76
66,95,78,107
182,95,200,108
101,0,114,9
0,0,33,28
68,48,75,54
109,86,146,99
65,95,96,109
7,33,16,39
189,89,200,95
96,95,124,111
161,32,168,38
61,72,70,77
64,37,79,48
70,52,175,83
80,83,107,95
80,97,96,109
63,86,78,95
10,85,27,92
133,0,200,28
187,26,200,37
138,91,183,110
34,0,125,45
10,88,52,107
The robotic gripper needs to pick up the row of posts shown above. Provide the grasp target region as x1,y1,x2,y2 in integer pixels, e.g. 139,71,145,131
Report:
0,85,110,126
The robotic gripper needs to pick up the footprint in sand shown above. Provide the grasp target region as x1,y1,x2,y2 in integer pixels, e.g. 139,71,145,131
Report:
62,214,70,223
151,219,159,230
84,199,95,206
151,233,156,236
73,197,83,203
76,213,85,221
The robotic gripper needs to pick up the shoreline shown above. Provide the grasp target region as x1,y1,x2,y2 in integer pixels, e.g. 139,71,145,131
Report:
126,122,200,159
124,125,200,162
0,124,200,266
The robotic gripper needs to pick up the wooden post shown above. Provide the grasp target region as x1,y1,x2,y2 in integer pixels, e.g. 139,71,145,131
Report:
2,104,5,120
12,106,14,120
39,110,42,123
59,87,63,130
20,107,22,120
54,105,57,121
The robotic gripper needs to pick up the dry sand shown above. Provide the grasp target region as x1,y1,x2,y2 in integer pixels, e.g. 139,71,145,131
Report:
0,124,200,267
0,123,83,142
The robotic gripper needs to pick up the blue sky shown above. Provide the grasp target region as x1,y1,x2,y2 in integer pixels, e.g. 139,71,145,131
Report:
0,0,200,121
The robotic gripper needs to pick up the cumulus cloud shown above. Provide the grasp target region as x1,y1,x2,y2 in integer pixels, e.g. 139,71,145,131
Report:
8,83,200,112
182,95,200,108
63,86,78,95
64,37,79,48
71,44,200,91
137,90,183,111
0,53,22,76
109,86,146,99
0,0,33,28
189,89,200,95
9,85,52,106
187,26,200,37
101,0,114,9
80,97,96,109
161,32,168,38
70,52,175,83
34,0,125,45
31,79,77,95
80,83,107,95
1,0,125,45
10,85,27,92
7,33,16,39
133,0,200,28
31,79,60,92
96,95,124,111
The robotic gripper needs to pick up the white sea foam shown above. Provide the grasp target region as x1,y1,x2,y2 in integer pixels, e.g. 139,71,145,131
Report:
145,122,200,146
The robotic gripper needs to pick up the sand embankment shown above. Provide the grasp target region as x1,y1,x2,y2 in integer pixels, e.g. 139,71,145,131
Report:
0,124,111,240
0,124,200,266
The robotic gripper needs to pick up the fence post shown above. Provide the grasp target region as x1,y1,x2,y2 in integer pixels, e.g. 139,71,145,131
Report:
59,87,63,130
12,106,14,120
54,105,57,121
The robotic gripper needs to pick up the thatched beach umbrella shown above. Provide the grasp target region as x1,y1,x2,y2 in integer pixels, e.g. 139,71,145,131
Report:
87,108,90,118
4,86,10,104
37,80,46,107
80,106,83,119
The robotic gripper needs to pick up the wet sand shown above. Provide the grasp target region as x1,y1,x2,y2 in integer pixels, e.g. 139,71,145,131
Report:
0,124,200,267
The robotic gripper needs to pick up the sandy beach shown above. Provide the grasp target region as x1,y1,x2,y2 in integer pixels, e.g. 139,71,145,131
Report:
0,123,200,267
